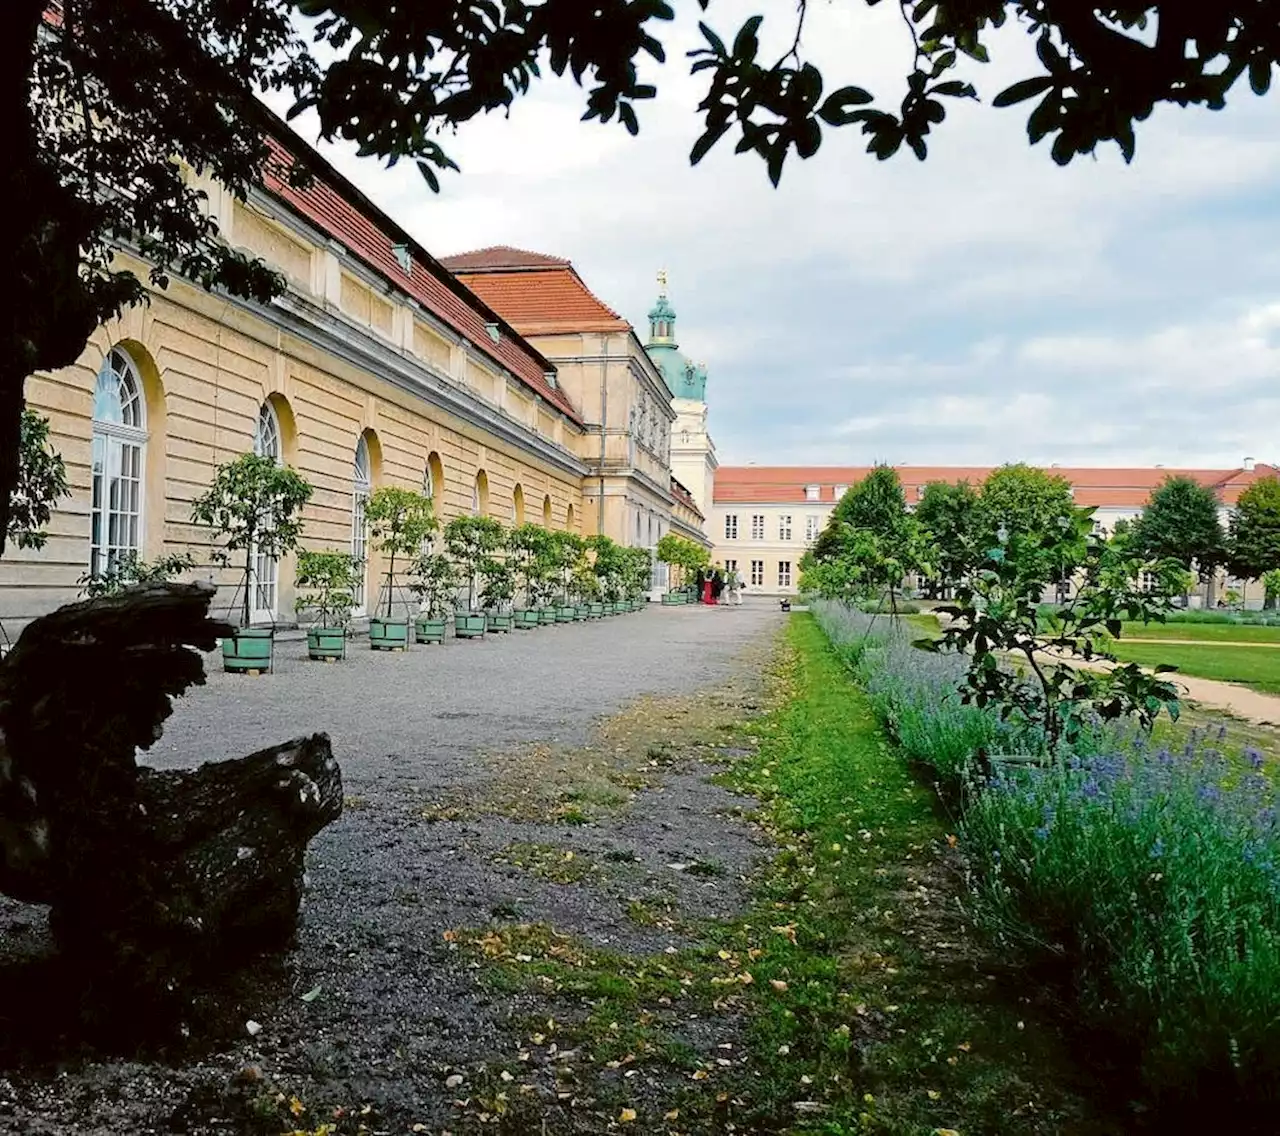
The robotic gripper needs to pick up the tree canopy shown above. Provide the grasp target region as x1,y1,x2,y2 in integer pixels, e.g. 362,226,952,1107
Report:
1130,476,1225,579
1227,475,1280,585
8,0,1278,549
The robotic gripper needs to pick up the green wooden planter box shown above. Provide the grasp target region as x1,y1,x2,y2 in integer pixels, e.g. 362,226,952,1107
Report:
455,612,487,639
223,627,274,673
369,617,410,651
538,607,558,625
661,592,683,606
487,612,513,633
573,605,590,621
633,598,646,611
414,616,447,644
513,609,539,630
307,626,346,661
589,602,606,619
555,605,576,623
611,601,628,615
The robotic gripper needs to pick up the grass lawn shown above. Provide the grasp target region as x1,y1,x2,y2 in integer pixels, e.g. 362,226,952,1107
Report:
1115,622,1280,645
1108,640,1280,695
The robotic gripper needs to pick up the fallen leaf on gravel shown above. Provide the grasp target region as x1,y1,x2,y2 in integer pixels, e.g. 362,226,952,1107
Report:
300,985,322,1003
245,1020,262,1037
288,1095,305,1116
445,1074,464,1089
664,1109,680,1120
620,1107,637,1122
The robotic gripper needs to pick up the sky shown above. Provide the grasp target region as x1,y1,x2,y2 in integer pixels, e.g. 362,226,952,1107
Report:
281,2,1280,472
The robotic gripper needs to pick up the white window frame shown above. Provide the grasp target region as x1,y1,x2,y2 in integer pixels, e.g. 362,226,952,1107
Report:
805,515,820,543
778,561,792,588
724,558,738,575
352,437,372,615
804,484,820,501
251,401,282,623
724,514,738,540
750,514,765,540
778,514,792,542
90,347,147,580
750,560,764,586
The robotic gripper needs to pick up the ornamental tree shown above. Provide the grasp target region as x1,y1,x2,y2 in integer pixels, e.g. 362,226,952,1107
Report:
655,532,709,589
9,0,1277,551
444,514,505,611
1227,476,1280,599
190,452,313,625
507,523,554,608
364,486,436,618
915,479,981,596
1130,476,1225,597
925,507,1185,757
294,548,359,629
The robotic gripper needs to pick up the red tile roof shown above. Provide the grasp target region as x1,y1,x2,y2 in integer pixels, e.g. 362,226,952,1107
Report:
444,249,630,336
259,135,582,425
670,477,704,520
441,246,572,272
714,464,1279,509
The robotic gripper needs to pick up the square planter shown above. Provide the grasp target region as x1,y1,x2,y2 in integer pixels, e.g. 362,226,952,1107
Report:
538,607,558,625
611,601,628,615
573,605,590,621
555,605,576,624
223,627,274,673
455,611,487,639
589,602,606,619
487,611,513,633
307,626,347,661
414,615,447,645
662,592,683,606
369,617,410,651
513,609,540,630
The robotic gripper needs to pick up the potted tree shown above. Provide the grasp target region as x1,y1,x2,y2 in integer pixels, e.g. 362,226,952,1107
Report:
547,530,584,623
444,514,504,639
623,546,652,610
480,553,516,632
364,485,436,651
191,452,313,674
294,549,358,660
408,546,456,644
573,558,600,619
508,523,549,629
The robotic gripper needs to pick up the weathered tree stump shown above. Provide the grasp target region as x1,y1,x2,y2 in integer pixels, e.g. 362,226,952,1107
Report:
0,582,342,1005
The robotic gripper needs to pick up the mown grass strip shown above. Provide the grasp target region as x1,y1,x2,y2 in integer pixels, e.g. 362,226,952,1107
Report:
1107,640,1280,694
446,616,1111,1134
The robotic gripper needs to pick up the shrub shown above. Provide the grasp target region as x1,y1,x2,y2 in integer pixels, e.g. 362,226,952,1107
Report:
963,729,1280,1101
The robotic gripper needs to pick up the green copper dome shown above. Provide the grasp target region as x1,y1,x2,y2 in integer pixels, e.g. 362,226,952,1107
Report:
645,277,707,402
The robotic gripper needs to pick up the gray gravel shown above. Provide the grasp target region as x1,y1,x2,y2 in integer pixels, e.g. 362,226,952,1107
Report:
0,600,784,1135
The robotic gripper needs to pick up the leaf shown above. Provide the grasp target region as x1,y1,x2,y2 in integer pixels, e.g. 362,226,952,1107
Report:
300,984,323,1003
818,86,874,126
620,1107,637,1122
416,160,440,193
993,75,1055,108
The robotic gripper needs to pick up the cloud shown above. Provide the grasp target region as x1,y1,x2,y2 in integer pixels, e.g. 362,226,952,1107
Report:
280,2,1280,472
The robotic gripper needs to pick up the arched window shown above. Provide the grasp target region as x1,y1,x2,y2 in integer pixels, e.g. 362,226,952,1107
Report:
251,401,283,620
512,483,525,526
352,436,372,613
90,347,147,578
566,503,575,532
636,511,643,544
473,470,489,517
542,494,552,526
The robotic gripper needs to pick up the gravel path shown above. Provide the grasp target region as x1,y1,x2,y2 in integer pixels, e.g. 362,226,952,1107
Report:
0,601,784,1135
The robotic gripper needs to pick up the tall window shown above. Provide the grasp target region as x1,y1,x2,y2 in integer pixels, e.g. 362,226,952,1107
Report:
778,561,792,588
90,347,147,578
252,401,282,621
778,514,792,541
750,560,764,587
724,558,738,575
750,514,765,540
805,515,820,543
352,436,372,613
804,484,820,501
724,514,738,540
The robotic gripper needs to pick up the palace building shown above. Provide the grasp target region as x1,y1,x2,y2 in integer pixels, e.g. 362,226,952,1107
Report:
713,462,1279,601
1,115,717,632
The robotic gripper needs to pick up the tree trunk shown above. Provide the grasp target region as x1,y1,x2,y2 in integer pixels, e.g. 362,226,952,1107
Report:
0,583,343,1004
